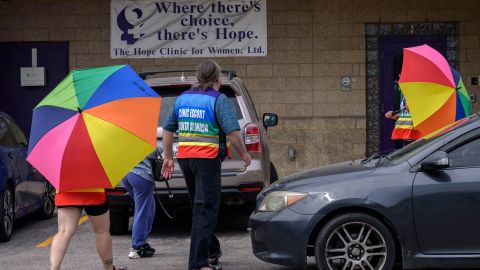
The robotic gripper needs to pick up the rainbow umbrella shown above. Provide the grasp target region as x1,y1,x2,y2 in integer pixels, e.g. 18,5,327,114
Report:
27,65,161,192
399,44,471,137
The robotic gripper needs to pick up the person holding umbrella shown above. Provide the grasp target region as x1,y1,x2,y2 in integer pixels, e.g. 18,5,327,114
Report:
398,45,472,137
26,65,161,270
161,60,251,270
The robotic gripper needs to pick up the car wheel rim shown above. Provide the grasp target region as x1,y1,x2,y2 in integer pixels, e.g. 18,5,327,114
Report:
43,184,55,214
3,189,13,235
324,222,387,270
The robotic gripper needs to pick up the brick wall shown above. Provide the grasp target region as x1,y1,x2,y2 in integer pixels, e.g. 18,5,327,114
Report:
1,0,479,178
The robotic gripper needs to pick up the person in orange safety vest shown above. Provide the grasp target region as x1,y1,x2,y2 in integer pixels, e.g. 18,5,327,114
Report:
385,85,422,149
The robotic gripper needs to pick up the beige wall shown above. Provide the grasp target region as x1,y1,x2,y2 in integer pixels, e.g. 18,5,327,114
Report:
1,0,479,177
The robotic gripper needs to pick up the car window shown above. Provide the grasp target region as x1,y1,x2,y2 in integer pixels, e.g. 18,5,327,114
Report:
0,118,15,148
3,117,28,147
387,132,452,165
155,86,243,127
447,137,480,168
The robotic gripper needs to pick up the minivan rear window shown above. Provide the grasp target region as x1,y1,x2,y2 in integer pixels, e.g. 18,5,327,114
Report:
154,86,243,127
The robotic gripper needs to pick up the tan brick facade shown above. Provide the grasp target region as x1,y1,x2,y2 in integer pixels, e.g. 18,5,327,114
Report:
1,0,479,177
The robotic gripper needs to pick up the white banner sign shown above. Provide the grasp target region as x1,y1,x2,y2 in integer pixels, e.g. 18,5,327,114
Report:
111,0,267,58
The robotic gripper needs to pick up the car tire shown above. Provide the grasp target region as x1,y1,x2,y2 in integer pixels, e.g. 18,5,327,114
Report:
269,162,278,183
0,185,14,242
109,211,129,235
315,212,396,270
36,182,55,219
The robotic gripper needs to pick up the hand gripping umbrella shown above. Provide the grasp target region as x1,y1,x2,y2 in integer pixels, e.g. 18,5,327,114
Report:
27,65,161,192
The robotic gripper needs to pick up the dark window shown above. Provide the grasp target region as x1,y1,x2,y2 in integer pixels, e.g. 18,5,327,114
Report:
448,137,480,168
0,118,15,148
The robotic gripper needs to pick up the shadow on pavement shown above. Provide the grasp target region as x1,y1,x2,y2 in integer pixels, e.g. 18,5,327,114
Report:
151,204,253,236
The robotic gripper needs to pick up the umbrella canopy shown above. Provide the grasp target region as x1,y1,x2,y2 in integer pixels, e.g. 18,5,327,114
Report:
399,44,471,137
27,65,161,192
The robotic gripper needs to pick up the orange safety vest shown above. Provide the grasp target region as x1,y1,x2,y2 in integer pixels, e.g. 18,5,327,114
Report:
391,97,422,141
391,116,423,140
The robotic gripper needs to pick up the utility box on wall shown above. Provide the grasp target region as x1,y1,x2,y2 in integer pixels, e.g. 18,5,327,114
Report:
20,67,46,87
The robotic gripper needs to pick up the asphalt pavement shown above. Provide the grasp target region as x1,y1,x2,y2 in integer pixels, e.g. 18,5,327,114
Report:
0,206,315,270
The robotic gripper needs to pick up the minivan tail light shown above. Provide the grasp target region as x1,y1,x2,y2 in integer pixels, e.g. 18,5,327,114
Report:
244,123,261,153
239,186,262,192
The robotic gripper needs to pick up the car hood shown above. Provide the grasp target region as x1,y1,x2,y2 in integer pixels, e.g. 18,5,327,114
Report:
265,160,375,193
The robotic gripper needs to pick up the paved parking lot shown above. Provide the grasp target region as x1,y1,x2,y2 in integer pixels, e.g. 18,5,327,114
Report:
0,206,316,270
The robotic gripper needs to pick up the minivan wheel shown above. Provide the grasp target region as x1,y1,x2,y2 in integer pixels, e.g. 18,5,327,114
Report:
0,185,14,242
36,182,55,219
269,162,278,183
315,213,396,270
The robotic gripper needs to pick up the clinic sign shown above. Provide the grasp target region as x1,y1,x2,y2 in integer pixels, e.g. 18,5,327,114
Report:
111,0,267,58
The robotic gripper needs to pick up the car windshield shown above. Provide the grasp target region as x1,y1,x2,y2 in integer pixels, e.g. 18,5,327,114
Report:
386,115,477,164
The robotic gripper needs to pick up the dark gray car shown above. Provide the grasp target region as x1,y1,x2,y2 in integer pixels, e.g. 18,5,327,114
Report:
249,113,480,269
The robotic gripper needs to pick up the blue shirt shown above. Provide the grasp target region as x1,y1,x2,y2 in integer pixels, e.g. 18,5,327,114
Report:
163,92,240,158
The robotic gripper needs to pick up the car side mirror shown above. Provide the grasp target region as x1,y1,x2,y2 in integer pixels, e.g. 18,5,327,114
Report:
421,151,449,171
262,113,278,129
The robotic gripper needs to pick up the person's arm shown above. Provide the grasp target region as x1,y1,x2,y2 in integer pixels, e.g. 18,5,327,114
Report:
227,130,251,167
161,130,175,180
161,109,178,180
215,94,251,167
385,111,400,120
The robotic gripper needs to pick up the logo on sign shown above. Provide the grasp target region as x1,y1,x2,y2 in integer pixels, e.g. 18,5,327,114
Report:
117,7,145,45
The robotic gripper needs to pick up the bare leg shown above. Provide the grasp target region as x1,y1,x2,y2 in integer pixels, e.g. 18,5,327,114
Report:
50,207,82,270
89,210,114,270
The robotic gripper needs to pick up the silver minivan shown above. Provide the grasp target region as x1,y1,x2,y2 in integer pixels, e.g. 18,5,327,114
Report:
107,70,278,234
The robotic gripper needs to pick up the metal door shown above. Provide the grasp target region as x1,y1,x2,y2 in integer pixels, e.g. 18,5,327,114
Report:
0,42,69,137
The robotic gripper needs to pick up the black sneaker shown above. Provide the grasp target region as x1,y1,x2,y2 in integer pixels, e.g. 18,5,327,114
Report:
142,242,155,253
128,246,155,259
207,250,222,265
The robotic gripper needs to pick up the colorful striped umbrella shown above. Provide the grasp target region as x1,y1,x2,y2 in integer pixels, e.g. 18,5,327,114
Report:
399,44,471,137
27,65,161,192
